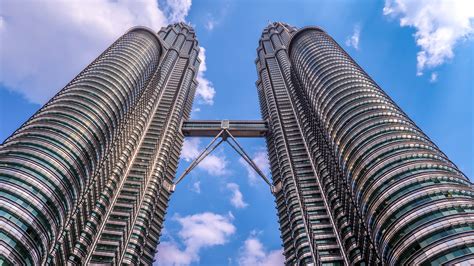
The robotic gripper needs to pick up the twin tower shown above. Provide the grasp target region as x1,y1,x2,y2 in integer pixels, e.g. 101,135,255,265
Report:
1,23,473,265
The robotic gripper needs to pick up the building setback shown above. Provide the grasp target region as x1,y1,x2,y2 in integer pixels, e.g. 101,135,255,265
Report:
1,21,473,266
256,22,474,265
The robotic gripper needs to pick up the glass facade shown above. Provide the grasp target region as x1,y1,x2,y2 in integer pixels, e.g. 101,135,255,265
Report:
257,22,474,265
0,23,200,265
256,23,350,265
1,21,472,265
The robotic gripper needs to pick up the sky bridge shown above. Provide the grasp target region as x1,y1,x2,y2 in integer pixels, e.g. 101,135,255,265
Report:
173,119,275,193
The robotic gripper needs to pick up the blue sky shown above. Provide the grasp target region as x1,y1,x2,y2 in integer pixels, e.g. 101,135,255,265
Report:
0,0,473,265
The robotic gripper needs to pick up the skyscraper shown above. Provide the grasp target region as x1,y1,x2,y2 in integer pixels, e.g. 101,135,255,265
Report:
1,21,473,266
0,23,200,265
256,22,474,265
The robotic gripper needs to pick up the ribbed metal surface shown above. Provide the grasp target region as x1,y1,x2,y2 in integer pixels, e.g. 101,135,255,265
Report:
0,23,200,265
89,23,200,265
0,28,161,265
256,23,347,265
288,27,474,265
2,20,472,266
286,27,380,265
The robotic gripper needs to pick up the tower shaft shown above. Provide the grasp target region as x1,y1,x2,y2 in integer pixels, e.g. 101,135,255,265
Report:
0,23,200,265
257,23,350,265
257,22,474,265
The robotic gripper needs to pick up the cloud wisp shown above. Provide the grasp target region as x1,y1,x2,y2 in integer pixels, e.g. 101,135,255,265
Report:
202,1,231,31
191,181,201,194
238,233,284,266
384,0,474,76
345,24,361,50
195,47,216,105
205,17,216,31
181,138,228,176
239,150,270,186
226,183,248,209
155,212,236,266
164,0,192,23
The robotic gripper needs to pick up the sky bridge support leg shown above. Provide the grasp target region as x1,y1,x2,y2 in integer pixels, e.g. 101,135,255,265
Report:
172,131,224,191
225,130,274,189
172,129,274,194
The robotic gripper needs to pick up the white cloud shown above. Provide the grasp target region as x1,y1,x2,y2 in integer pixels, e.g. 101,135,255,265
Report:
345,24,361,50
195,47,216,105
238,234,284,266
226,183,248,209
155,242,192,266
202,2,230,32
155,212,236,266
0,0,171,104
164,0,192,23
181,138,201,162
181,138,228,176
0,0,205,105
199,153,228,176
239,150,270,186
383,0,474,75
430,72,438,83
205,17,216,31
191,181,201,193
